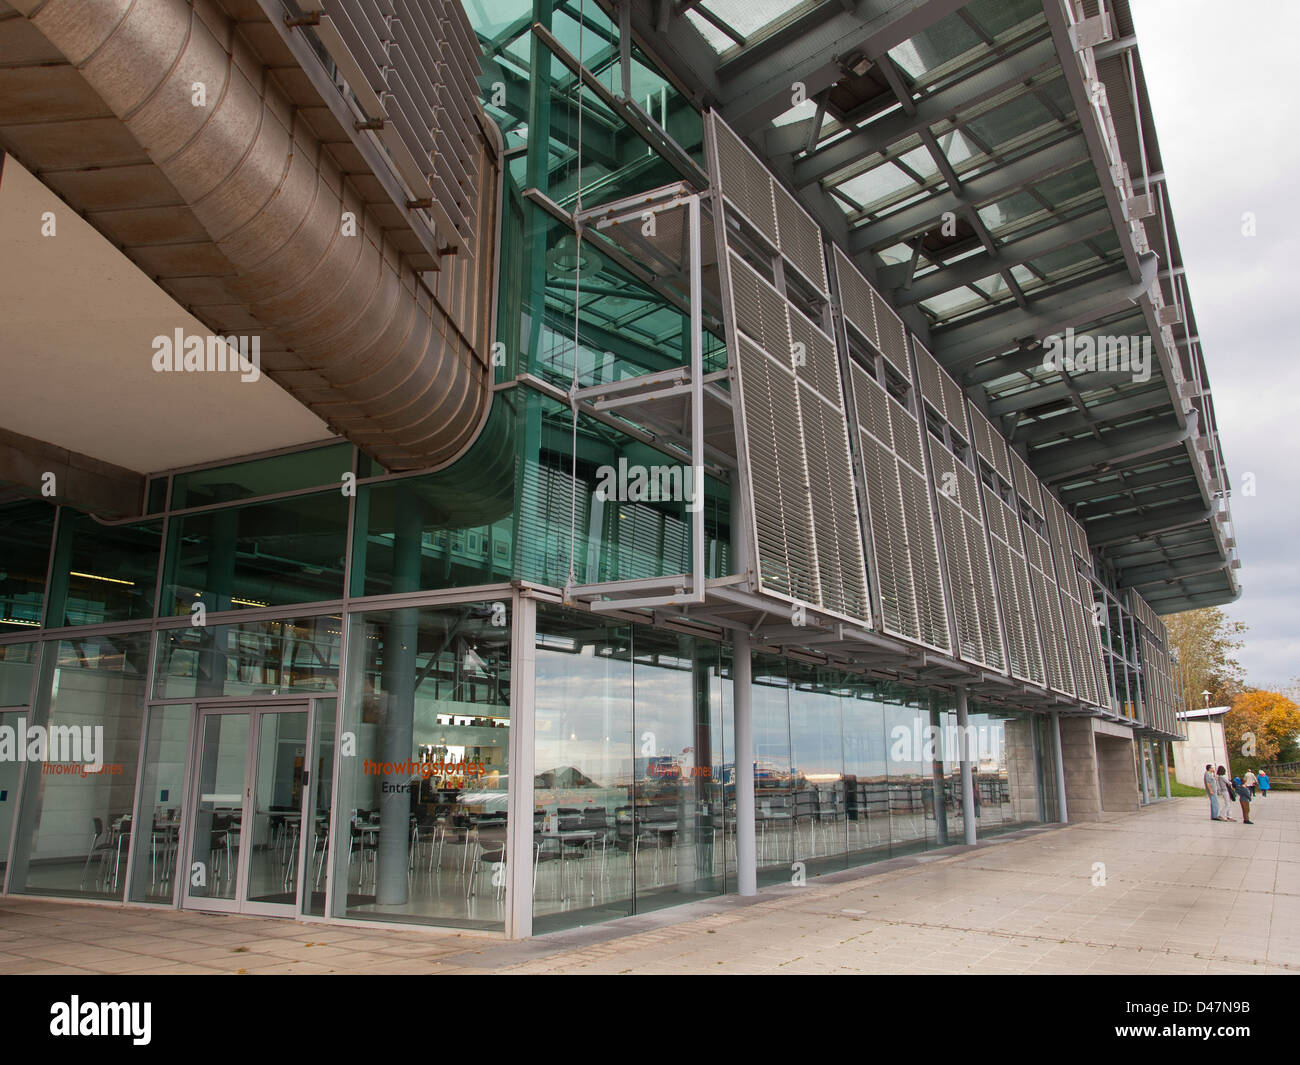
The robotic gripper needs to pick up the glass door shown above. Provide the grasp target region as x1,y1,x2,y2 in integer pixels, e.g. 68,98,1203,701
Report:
182,704,309,916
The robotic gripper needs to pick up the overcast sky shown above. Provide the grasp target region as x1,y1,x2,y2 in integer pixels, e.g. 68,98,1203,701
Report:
1129,0,1299,689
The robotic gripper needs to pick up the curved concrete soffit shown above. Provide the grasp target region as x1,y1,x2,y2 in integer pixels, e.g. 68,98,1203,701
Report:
15,0,506,490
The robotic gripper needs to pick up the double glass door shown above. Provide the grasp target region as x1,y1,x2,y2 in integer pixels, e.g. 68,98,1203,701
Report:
183,705,310,916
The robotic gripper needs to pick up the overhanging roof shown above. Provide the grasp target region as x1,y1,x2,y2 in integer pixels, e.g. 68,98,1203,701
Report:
620,0,1239,615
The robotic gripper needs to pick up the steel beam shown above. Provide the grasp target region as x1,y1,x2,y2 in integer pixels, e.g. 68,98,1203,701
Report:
792,35,1060,183
848,134,1089,255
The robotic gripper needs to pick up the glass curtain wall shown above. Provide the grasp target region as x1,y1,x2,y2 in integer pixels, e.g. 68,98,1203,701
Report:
335,601,512,930
127,702,190,904
533,605,729,932
9,632,151,899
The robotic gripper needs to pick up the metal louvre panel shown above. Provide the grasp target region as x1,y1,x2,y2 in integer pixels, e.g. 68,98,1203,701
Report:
1029,566,1067,694
941,375,967,438
913,339,947,418
773,181,829,295
966,510,1004,671
1014,546,1046,686
901,465,951,652
860,433,918,640
872,289,910,381
956,464,980,515
833,246,879,352
967,400,1012,485
1043,493,1086,700
711,117,778,245
992,537,1029,679
982,484,1006,544
1027,526,1075,699
1012,451,1043,515
728,253,790,361
788,307,842,406
850,363,892,449
939,491,981,662
889,398,924,473
1077,571,1108,707
1069,513,1091,565
800,383,870,620
319,0,484,248
736,337,819,603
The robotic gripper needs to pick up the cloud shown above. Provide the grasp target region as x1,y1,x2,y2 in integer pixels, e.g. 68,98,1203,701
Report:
1131,0,1300,686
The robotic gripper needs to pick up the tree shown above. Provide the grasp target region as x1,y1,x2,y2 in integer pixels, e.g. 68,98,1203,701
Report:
1224,690,1300,773
1164,607,1247,711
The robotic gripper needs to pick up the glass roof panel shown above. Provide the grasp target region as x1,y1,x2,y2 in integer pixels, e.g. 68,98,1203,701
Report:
835,161,918,209
888,14,985,80
1033,161,1102,205
921,288,984,317
683,10,735,52
977,191,1042,234
962,94,1056,153
698,0,821,44
963,0,1045,38
895,144,940,181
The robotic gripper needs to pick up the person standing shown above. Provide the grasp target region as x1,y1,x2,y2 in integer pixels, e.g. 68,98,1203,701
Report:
1204,763,1220,821
1243,769,1258,797
1258,770,1270,798
1217,766,1235,821
1233,776,1254,824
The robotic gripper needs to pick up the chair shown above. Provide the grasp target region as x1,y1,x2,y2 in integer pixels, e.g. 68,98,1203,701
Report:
465,825,507,900
80,817,115,890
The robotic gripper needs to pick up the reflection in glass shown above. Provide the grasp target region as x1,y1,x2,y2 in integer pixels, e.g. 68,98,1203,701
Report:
128,703,190,903
304,700,335,915
630,628,725,914
336,602,511,930
11,633,150,899
534,612,634,931
153,616,340,700
46,512,161,627
751,654,793,883
170,443,352,510
0,501,54,633
788,663,846,871
246,710,308,907
186,713,249,903
160,490,347,615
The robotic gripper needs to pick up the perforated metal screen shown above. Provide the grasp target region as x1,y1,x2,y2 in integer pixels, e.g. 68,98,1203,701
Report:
913,340,1004,672
708,114,869,624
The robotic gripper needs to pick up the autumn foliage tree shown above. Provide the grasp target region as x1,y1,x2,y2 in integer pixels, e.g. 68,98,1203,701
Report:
1165,607,1247,711
1224,691,1300,774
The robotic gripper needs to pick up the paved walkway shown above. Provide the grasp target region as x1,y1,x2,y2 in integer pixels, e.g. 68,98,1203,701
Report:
1,793,1295,974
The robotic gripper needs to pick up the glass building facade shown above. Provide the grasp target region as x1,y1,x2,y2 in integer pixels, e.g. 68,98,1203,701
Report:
0,0,1190,939
0,427,1061,933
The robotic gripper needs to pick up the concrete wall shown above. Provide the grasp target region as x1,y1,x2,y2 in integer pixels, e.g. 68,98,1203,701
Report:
1003,717,1038,821
1096,733,1141,813
1059,716,1101,820
1172,719,1227,787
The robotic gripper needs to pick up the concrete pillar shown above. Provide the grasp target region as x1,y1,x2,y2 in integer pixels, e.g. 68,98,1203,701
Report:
375,487,422,905
929,698,948,847
505,595,535,938
954,688,976,845
1137,739,1150,805
1051,711,1068,823
733,634,756,896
